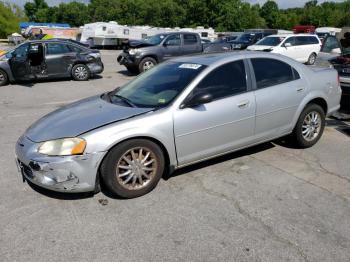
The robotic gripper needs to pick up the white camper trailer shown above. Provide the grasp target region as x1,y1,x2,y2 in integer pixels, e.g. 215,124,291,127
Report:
79,21,217,48
79,22,170,48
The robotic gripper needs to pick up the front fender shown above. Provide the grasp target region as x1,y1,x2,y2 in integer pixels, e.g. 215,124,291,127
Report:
81,109,178,168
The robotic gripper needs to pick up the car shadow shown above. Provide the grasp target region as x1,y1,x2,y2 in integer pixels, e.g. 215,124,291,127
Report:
163,142,275,180
117,70,137,77
14,75,104,87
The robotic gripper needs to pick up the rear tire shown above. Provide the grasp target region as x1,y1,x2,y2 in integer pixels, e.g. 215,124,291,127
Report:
72,64,90,81
306,53,317,65
100,139,165,198
0,69,8,86
138,57,157,73
291,104,325,148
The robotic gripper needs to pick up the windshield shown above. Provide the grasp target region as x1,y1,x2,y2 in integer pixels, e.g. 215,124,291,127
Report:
236,33,254,42
143,34,166,45
112,62,207,108
256,37,285,46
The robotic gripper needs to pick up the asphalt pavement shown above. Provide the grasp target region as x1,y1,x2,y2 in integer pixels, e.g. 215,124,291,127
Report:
0,50,350,262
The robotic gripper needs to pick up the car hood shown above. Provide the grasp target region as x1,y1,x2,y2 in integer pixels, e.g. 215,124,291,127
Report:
128,40,155,48
25,95,154,142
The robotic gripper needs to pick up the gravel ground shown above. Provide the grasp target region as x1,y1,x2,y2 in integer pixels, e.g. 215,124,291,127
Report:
0,50,350,262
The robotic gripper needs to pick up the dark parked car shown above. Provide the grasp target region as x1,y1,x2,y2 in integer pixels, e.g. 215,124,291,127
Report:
117,32,203,74
0,39,104,86
203,35,239,53
315,30,350,106
231,32,274,50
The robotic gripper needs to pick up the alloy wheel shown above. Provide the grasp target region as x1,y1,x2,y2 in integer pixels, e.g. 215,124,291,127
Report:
74,66,88,80
116,147,158,190
0,72,5,82
143,61,154,71
302,111,321,142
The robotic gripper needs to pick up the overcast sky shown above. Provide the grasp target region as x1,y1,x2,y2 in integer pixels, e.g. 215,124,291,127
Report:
4,0,347,9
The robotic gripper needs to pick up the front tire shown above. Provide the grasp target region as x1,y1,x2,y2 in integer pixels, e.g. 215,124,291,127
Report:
100,139,165,198
138,57,157,73
72,64,90,81
0,69,8,86
291,104,325,148
306,53,317,65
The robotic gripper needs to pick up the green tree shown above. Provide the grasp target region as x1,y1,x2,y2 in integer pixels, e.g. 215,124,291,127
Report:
24,0,48,21
260,0,280,28
0,2,27,38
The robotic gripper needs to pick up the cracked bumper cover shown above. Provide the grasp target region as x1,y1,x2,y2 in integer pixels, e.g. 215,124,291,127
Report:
15,136,105,193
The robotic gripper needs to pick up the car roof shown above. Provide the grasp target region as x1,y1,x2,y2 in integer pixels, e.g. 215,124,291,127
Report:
266,34,319,38
170,51,300,66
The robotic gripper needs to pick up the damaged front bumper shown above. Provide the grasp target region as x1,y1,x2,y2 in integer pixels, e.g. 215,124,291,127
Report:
15,135,105,193
117,52,140,67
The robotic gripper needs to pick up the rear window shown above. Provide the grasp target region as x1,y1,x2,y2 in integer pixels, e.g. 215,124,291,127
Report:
251,58,297,89
321,36,340,53
184,34,197,45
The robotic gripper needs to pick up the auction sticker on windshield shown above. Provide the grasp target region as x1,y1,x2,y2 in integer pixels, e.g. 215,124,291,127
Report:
179,63,202,70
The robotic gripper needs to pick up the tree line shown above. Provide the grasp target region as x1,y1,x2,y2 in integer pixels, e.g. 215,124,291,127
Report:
1,0,350,39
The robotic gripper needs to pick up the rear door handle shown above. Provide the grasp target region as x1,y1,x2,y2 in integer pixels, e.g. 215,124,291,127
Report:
237,100,250,108
297,87,304,92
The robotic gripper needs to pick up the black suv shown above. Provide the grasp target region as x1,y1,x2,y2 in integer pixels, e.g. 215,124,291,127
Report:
231,32,274,50
0,39,104,86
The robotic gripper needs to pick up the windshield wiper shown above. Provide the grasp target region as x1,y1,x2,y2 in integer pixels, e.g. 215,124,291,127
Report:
113,94,137,107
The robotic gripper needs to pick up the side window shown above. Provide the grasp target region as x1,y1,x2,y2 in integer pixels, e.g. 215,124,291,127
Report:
284,37,295,46
46,43,71,55
165,34,181,46
68,45,84,53
251,58,295,89
308,36,319,44
321,36,340,53
184,34,197,45
295,36,308,46
193,60,247,100
13,44,29,57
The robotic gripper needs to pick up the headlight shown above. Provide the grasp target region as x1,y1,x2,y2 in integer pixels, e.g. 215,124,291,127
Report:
234,44,241,48
128,49,138,55
38,138,86,156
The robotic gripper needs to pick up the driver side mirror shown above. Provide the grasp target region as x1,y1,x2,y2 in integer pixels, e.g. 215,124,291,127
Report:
180,92,213,109
284,43,292,48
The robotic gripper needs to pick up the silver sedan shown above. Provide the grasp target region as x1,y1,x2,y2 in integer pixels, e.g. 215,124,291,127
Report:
15,52,342,198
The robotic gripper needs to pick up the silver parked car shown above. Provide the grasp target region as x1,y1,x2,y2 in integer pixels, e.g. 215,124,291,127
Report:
16,52,342,198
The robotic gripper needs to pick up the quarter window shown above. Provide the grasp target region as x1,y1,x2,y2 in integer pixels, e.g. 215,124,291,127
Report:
193,60,247,100
68,45,84,53
46,43,71,55
184,34,197,45
251,58,297,89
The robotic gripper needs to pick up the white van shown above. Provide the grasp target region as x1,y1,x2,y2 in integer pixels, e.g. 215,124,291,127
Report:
247,34,322,65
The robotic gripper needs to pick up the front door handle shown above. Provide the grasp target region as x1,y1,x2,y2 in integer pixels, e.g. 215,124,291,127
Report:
237,100,250,108
297,87,304,92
